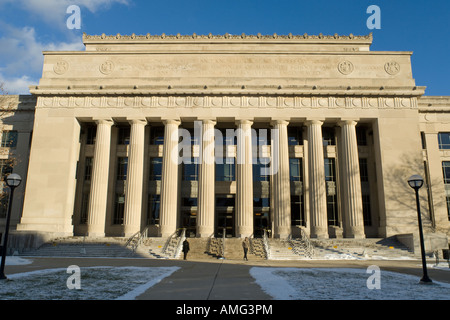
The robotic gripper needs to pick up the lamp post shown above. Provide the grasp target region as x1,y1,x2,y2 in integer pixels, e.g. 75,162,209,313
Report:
0,173,22,280
407,174,432,284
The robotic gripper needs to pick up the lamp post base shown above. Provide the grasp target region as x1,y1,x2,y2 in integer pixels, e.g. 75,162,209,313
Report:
419,276,433,284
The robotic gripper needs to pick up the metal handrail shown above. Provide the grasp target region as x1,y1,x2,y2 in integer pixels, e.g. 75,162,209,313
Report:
263,229,271,259
299,228,315,258
125,227,149,253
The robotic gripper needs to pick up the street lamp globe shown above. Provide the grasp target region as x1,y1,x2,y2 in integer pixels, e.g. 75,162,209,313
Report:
407,174,424,189
5,173,21,188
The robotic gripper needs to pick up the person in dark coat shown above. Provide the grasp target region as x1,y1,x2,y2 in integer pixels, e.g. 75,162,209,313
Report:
182,239,190,260
242,237,249,261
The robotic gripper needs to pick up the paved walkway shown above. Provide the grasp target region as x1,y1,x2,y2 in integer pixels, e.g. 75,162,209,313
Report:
4,255,450,300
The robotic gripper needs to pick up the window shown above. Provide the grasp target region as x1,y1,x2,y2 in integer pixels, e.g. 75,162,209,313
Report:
84,157,93,181
216,162,235,181
149,157,163,181
182,160,199,181
327,194,339,226
117,126,130,145
362,194,372,226
291,195,305,226
86,126,97,145
117,157,128,180
438,133,450,150
324,158,336,182
356,127,367,146
80,193,89,224
113,193,125,225
253,161,270,181
446,197,450,221
442,161,450,184
359,158,369,182
289,158,303,182
147,194,160,225
322,127,335,146
150,126,164,145
1,130,18,148
288,127,303,145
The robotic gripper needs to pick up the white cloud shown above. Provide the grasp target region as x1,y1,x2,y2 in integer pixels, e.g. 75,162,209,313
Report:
0,74,35,95
1,0,130,28
0,23,84,94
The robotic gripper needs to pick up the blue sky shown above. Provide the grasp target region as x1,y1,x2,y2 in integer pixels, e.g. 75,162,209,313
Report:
0,0,448,95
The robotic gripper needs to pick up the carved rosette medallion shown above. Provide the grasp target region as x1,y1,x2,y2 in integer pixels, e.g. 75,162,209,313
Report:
53,60,69,75
384,61,400,75
99,60,115,75
337,60,354,75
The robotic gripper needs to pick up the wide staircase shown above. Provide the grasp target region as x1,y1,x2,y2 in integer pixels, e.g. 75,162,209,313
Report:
17,230,418,261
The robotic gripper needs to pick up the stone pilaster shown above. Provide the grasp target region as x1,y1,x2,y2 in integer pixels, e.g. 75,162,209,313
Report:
272,120,291,238
197,120,216,237
87,118,114,237
339,120,365,238
159,119,180,237
306,120,329,238
235,119,253,238
123,119,147,237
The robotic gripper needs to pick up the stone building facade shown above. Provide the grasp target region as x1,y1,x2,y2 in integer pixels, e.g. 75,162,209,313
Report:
1,33,449,249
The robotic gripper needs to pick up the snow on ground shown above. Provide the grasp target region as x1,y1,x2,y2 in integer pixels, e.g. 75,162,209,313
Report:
1,256,33,265
0,266,179,300
250,267,450,300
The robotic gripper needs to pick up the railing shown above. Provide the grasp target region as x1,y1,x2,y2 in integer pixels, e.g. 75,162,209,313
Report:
163,228,186,258
221,228,226,259
174,228,186,259
125,227,148,253
299,228,315,258
263,229,271,260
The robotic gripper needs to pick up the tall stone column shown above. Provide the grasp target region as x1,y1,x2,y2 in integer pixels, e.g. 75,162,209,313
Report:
123,119,147,237
306,120,328,238
272,120,291,238
235,120,253,238
197,120,216,237
339,120,365,238
159,120,180,237
87,118,114,237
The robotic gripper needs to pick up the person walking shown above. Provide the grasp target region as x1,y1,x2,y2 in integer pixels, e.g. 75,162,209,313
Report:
182,238,190,260
242,237,250,261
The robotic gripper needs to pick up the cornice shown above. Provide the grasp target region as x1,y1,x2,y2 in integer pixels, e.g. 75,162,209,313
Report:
29,84,425,97
83,32,373,43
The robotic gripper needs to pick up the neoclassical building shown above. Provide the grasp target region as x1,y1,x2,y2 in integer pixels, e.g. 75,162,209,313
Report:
1,33,449,249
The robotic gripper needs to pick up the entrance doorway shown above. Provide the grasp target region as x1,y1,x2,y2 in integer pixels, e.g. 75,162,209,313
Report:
253,197,270,238
215,195,235,237
181,197,197,237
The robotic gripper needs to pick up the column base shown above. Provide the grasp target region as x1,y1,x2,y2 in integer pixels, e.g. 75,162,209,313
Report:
310,226,329,239
158,225,176,238
344,226,366,239
274,226,291,239
235,226,253,238
196,226,214,238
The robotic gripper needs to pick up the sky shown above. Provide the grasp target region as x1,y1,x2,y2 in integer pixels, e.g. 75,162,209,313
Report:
0,0,449,95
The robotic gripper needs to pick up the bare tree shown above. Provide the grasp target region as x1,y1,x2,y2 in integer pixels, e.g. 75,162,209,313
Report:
0,82,19,217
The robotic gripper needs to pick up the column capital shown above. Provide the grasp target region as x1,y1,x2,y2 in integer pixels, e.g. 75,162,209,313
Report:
305,119,325,126
162,119,181,126
127,118,148,126
338,119,359,127
199,118,216,126
93,118,114,126
235,119,253,126
270,119,290,126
